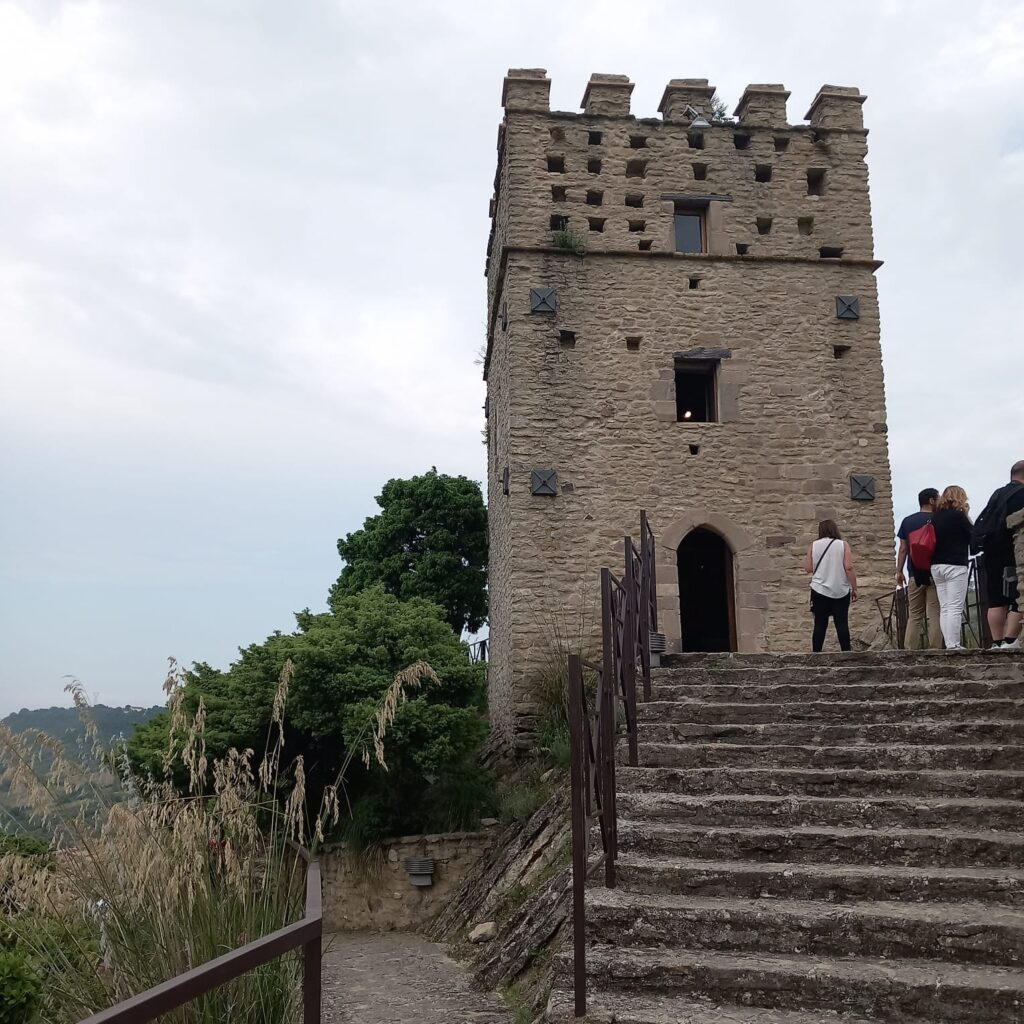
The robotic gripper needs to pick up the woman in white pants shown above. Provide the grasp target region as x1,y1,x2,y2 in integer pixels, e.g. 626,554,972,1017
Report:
930,485,974,650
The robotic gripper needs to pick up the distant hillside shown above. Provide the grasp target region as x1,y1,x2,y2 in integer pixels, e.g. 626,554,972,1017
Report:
3,703,163,750
1,703,163,836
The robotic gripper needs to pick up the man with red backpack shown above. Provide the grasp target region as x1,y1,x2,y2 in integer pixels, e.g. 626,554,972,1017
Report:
973,461,1024,650
896,488,941,649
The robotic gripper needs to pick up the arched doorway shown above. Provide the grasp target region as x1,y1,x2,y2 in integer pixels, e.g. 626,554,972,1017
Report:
677,527,737,652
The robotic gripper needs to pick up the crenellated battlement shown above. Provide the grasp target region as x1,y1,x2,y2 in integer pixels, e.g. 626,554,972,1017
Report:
501,69,866,130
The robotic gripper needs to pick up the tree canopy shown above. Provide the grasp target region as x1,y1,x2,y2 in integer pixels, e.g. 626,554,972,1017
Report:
127,587,490,840
328,469,488,635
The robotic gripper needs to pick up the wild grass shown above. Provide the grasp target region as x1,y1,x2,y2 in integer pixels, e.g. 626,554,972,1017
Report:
550,228,585,254
0,657,435,1024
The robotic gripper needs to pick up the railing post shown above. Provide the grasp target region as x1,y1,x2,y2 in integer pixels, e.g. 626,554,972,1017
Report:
302,934,322,1024
623,539,640,767
600,568,618,886
567,654,588,1018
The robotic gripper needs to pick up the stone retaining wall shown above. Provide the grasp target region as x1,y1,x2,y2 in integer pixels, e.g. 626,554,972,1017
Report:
321,829,495,932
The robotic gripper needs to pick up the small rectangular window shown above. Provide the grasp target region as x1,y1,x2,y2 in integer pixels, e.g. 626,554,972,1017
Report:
754,164,772,183
774,136,790,152
674,207,705,253
675,362,718,422
625,193,644,208
585,190,603,206
798,216,814,235
687,131,705,150
638,239,653,251
734,133,750,150
547,156,565,173
588,130,603,145
693,163,708,181
550,214,568,230
628,219,646,232
807,168,827,195
626,159,647,178
588,217,606,232
551,185,567,202
630,135,648,149
587,158,602,174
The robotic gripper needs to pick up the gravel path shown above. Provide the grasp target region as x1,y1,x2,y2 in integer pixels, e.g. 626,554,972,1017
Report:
321,932,515,1024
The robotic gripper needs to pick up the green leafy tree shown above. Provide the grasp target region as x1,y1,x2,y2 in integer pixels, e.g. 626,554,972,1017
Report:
0,948,42,1024
127,587,491,840
329,469,488,634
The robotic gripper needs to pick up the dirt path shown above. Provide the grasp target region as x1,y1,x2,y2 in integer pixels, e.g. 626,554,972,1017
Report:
321,932,516,1023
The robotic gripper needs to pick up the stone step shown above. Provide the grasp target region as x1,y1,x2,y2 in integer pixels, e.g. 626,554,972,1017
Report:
637,698,1024,725
616,792,1024,831
659,651,1024,672
652,660,1024,685
616,854,1024,905
637,741,1024,770
617,766,1024,799
546,987,884,1024
617,821,1024,867
652,678,1024,702
585,888,1024,966
553,946,1024,1024
638,720,1024,746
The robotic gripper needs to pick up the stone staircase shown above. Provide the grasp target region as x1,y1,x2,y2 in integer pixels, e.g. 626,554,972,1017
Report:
549,650,1024,1023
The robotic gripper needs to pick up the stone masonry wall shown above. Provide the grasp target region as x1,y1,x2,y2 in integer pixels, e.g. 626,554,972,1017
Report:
320,830,494,932
484,73,893,744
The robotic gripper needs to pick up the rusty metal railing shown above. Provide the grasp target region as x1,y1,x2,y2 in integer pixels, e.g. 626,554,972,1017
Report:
567,512,656,1017
77,848,322,1024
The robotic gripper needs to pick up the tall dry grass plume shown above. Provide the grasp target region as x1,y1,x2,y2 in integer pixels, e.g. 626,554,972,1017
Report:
0,656,436,1023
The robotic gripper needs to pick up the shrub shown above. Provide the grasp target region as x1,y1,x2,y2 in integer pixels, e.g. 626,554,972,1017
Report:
0,948,42,1024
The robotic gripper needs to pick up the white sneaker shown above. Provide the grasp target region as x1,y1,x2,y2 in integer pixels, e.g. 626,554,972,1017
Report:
999,636,1021,651
990,641,1007,650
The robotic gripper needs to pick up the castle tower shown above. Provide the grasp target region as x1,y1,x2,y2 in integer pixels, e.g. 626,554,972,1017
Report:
485,71,894,745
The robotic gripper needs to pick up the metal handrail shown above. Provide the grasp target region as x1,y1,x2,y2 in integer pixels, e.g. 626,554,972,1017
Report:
77,849,322,1024
568,512,656,1017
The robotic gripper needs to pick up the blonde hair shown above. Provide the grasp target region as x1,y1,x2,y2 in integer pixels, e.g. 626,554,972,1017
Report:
937,485,970,515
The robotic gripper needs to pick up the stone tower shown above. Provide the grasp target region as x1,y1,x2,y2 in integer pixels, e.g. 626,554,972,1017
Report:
484,71,894,745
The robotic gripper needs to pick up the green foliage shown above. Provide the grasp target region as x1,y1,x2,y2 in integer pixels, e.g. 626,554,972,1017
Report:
127,587,492,841
551,228,585,253
497,779,547,826
329,469,488,634
0,832,49,859
0,948,42,1024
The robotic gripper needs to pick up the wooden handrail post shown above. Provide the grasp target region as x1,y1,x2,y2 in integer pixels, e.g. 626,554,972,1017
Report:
567,654,588,1018
303,934,322,1024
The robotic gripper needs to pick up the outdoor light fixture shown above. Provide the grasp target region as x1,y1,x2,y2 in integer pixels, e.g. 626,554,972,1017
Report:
404,857,435,887
683,410,693,420
684,104,711,128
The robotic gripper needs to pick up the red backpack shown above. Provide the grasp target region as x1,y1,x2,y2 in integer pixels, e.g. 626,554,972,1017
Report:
908,521,937,571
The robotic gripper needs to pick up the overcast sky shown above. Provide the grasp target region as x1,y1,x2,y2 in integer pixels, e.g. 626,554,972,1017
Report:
1,0,1022,716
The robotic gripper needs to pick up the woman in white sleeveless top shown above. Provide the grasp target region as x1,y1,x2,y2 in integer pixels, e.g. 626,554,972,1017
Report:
804,519,859,652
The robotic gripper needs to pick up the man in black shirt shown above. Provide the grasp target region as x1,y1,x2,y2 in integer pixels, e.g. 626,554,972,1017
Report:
896,488,940,649
977,461,1024,649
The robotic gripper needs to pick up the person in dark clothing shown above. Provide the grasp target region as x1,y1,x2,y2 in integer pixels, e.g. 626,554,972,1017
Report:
896,488,940,649
975,461,1024,649
930,486,974,650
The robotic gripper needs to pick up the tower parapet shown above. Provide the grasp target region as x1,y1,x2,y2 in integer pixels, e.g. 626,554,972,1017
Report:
580,74,634,116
